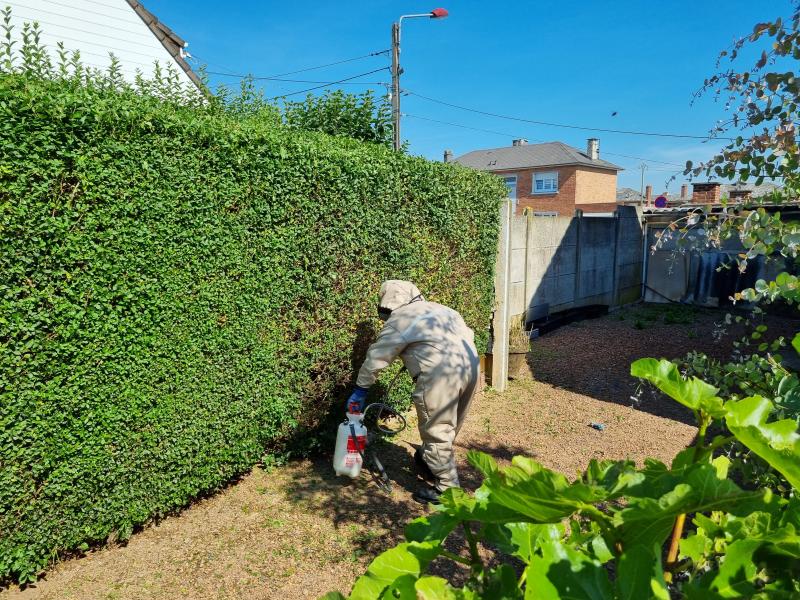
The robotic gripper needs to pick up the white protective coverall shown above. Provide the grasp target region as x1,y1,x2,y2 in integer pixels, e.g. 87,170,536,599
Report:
356,280,480,489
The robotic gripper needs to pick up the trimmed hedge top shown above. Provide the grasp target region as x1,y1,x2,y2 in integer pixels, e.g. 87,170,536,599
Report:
0,73,505,583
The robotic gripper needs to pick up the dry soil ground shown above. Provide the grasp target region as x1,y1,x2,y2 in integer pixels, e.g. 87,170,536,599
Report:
4,304,796,600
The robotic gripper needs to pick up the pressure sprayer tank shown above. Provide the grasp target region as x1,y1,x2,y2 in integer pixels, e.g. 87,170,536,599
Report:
333,412,367,478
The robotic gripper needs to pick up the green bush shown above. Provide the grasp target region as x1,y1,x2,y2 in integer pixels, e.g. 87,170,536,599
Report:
0,71,505,583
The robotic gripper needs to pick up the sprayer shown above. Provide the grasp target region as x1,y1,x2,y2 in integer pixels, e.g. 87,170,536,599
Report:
332,370,407,493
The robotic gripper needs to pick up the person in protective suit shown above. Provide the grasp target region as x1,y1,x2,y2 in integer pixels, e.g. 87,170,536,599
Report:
347,280,480,504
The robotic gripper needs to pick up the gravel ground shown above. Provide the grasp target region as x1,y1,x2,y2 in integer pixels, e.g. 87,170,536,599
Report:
4,305,796,600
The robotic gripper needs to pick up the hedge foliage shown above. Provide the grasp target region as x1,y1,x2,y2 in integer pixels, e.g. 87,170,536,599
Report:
0,72,505,583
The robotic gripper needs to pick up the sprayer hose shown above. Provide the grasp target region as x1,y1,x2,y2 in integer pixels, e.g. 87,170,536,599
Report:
362,367,408,435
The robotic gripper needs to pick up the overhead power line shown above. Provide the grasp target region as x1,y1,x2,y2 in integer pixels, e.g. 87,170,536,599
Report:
205,71,387,86
198,50,390,82
268,50,390,78
403,113,689,170
268,67,390,99
404,89,735,141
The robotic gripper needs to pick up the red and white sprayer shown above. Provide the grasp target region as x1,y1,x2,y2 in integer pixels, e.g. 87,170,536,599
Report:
333,408,368,478
332,371,407,492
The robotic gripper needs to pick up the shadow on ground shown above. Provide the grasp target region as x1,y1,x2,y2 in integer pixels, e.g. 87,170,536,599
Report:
276,435,533,583
522,306,798,426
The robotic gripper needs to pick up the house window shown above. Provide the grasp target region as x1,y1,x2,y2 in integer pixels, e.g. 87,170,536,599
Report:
533,171,558,194
502,175,517,212
502,175,517,199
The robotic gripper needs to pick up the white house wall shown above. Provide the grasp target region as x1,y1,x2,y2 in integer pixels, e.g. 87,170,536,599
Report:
6,0,195,87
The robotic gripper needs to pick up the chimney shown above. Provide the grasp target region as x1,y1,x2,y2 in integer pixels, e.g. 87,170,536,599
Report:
692,182,722,203
645,185,653,206
587,138,600,160
512,138,528,146
680,184,688,199
443,149,453,163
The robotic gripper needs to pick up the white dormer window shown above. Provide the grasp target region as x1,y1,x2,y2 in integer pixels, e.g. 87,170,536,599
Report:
533,171,558,194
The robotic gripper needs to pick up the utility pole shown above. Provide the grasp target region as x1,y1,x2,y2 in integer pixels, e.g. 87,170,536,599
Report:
391,22,401,151
639,162,648,204
390,9,448,152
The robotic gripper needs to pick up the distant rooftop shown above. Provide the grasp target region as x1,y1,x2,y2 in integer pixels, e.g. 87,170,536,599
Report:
454,141,622,172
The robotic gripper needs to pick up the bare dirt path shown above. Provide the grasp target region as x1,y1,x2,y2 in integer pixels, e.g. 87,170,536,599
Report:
5,305,793,600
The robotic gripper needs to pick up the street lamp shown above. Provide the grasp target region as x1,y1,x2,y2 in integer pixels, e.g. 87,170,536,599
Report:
391,8,448,151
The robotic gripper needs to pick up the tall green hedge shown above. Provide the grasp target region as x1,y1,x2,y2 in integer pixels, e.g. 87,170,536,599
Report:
0,73,504,583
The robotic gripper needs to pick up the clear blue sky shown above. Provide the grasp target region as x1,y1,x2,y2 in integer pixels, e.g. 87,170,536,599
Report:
147,0,794,194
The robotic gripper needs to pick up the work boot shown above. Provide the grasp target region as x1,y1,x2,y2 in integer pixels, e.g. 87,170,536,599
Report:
414,448,436,482
412,485,442,505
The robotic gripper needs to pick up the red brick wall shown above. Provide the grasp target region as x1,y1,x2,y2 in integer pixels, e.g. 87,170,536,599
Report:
493,166,578,215
493,166,619,216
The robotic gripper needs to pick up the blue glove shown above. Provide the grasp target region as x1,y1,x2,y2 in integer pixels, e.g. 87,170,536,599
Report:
346,386,368,413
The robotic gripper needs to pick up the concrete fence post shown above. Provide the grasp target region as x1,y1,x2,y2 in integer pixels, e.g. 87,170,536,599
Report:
492,199,512,392
523,209,535,324
573,209,583,306
611,209,621,307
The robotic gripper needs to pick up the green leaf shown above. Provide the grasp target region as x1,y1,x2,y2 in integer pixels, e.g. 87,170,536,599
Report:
484,522,565,563
793,333,800,356
405,511,459,544
380,574,418,600
616,463,771,548
415,576,459,600
686,539,761,599
483,564,523,599
725,396,800,490
467,451,499,477
680,532,711,564
524,541,613,600
631,358,725,417
320,593,347,600
478,456,610,523
349,542,441,600
615,544,669,600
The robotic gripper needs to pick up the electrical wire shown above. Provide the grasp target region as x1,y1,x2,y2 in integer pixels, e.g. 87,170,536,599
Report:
198,50,390,82
268,67,389,99
404,88,736,141
206,71,388,86
266,49,390,78
403,113,693,171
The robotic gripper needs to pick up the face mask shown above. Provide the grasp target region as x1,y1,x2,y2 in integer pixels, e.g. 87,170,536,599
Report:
378,307,392,322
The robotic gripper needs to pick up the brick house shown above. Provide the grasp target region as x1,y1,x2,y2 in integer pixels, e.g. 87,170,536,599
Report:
451,138,622,215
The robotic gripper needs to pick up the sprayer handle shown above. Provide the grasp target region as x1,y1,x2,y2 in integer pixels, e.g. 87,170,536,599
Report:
346,386,368,413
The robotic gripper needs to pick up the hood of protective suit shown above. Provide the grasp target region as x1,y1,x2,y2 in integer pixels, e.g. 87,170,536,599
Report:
378,280,423,311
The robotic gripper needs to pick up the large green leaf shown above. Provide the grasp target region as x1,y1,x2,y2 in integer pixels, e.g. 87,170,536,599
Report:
792,332,799,356
631,358,726,417
415,576,460,600
616,463,771,548
581,460,644,498
478,456,617,524
523,541,613,600
468,451,500,477
349,542,441,600
483,522,565,563
685,539,761,599
379,574,417,600
725,396,800,490
615,544,669,600
405,511,460,544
